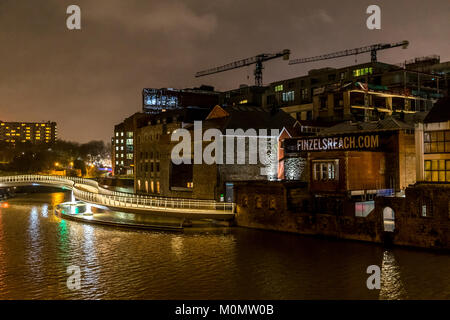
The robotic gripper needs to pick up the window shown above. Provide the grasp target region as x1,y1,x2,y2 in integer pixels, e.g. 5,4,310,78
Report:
424,160,450,182
420,199,433,217
353,67,373,77
274,84,283,92
355,201,375,217
313,160,338,181
301,88,309,101
424,130,450,153
282,91,295,102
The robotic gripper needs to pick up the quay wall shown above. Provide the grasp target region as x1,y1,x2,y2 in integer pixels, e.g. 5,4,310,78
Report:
234,181,450,250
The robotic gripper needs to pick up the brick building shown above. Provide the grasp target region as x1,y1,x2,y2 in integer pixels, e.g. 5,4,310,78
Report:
282,115,425,217
112,113,151,176
134,107,210,194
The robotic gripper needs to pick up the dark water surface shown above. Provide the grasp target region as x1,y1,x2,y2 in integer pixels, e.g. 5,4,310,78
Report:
0,192,449,300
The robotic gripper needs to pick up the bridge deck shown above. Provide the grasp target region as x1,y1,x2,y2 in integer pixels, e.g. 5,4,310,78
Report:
0,175,235,220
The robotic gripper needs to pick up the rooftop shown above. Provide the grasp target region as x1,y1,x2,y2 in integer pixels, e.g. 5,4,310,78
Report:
423,96,450,123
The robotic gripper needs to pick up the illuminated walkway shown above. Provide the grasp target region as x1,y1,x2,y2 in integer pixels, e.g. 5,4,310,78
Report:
0,175,235,220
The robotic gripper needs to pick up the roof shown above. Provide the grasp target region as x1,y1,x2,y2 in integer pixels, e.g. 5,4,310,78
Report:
201,105,299,134
319,116,414,135
423,96,450,123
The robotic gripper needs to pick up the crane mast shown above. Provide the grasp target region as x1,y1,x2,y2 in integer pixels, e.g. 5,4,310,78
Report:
195,49,290,87
289,41,409,65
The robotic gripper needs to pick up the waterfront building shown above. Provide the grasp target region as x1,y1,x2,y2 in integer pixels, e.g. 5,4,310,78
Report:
111,113,151,176
415,96,450,182
135,105,298,201
282,114,426,216
0,120,57,145
134,107,210,194
168,105,299,201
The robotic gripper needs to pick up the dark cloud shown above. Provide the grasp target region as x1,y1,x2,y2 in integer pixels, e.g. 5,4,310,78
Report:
0,0,448,142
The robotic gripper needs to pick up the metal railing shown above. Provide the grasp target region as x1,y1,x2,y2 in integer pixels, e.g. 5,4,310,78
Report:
0,174,235,214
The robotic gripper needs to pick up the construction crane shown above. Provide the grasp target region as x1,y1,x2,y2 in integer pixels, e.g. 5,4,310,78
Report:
289,41,409,65
195,49,290,87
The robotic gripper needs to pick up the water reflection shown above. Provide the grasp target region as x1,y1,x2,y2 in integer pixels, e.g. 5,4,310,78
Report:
379,250,408,300
171,236,184,257
27,206,44,289
0,192,448,299
41,204,48,218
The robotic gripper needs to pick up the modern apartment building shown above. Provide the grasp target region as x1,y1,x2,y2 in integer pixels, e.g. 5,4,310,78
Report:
0,121,57,145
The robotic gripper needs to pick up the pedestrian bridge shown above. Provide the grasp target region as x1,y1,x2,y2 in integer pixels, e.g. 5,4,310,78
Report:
0,175,235,220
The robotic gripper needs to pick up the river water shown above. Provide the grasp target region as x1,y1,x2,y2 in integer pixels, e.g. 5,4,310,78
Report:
0,191,449,300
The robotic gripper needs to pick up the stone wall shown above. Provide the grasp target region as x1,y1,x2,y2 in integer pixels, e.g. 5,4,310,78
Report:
375,183,450,250
234,180,450,250
234,181,383,244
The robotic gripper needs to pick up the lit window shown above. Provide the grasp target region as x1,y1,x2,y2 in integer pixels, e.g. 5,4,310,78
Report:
313,160,338,181
282,91,295,102
424,159,450,182
424,130,450,153
274,84,284,92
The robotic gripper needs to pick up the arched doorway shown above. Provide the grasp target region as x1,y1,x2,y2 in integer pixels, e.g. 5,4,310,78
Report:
383,207,395,232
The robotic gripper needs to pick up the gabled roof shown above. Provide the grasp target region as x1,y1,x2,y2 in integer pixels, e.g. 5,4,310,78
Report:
204,105,297,131
423,96,450,123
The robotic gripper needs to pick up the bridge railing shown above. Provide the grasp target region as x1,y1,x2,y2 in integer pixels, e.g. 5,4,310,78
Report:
73,188,234,213
0,174,235,214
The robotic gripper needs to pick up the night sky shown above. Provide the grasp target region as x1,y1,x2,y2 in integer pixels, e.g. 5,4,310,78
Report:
0,0,449,142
